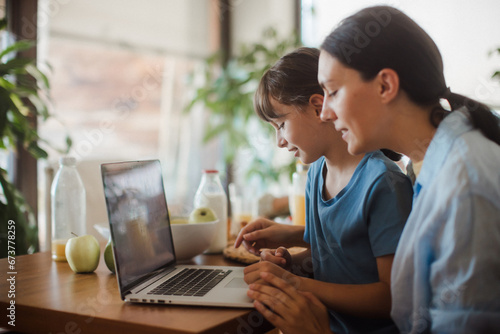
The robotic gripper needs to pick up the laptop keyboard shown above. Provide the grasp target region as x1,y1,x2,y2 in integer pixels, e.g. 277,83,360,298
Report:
148,268,233,297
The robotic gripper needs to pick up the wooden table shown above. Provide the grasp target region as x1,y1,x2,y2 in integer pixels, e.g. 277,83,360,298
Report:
0,251,275,334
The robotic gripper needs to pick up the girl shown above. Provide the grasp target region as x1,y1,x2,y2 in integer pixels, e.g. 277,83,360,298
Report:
237,47,413,333
250,6,500,333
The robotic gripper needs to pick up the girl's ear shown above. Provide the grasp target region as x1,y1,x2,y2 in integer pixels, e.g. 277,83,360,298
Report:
377,68,400,104
309,94,324,116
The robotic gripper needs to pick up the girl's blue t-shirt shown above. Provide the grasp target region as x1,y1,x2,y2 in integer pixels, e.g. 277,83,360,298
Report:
304,150,413,334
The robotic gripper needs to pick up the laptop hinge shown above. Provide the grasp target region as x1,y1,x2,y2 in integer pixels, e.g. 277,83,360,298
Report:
129,267,176,294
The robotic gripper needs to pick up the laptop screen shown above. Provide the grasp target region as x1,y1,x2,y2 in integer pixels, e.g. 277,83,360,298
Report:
101,160,175,292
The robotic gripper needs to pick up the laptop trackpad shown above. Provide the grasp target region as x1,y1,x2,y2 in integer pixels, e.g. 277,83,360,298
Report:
225,277,247,288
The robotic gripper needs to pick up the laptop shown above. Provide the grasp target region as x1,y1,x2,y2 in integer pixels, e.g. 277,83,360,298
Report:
101,159,254,308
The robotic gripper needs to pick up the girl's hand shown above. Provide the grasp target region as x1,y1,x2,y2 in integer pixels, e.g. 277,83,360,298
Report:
234,218,285,255
248,272,333,334
234,218,306,255
260,247,292,270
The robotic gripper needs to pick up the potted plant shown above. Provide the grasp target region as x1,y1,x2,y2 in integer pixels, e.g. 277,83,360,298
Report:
492,47,500,81
0,18,69,258
184,28,301,184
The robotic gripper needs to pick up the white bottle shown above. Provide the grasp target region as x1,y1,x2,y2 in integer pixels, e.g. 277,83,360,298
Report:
193,170,228,253
51,156,86,261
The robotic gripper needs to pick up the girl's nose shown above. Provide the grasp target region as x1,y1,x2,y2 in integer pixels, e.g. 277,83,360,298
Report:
276,132,287,148
320,103,337,122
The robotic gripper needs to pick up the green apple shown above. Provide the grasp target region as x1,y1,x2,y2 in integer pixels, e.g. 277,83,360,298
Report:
189,207,217,224
104,237,115,274
170,218,189,225
65,234,100,273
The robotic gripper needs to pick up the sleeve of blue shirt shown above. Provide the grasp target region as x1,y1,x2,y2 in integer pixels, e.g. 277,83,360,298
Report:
428,191,500,333
365,171,413,257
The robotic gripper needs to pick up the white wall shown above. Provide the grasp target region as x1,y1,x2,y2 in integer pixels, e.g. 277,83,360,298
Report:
302,0,500,107
43,0,297,58
231,0,296,51
43,0,212,58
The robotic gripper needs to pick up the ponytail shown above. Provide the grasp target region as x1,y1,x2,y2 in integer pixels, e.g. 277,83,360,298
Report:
443,91,500,146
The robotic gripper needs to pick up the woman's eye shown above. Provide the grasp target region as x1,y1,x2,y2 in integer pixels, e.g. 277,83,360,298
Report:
278,122,285,130
328,90,337,97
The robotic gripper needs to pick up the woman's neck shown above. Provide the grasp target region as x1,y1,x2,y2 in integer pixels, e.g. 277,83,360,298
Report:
386,99,437,163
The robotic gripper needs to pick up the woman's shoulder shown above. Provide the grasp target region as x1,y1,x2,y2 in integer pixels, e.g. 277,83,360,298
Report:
447,129,500,198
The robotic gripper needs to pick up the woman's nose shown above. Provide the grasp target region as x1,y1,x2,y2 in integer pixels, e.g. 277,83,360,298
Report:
320,103,337,122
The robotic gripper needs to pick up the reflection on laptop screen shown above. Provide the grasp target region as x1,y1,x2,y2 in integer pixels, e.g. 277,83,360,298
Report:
101,160,175,290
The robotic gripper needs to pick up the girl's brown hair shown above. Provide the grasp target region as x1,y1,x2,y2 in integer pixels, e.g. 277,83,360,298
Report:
254,47,324,122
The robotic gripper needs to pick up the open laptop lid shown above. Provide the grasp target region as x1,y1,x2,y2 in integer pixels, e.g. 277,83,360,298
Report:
101,160,176,298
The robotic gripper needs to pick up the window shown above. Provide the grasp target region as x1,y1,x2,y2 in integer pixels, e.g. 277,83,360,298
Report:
36,0,219,249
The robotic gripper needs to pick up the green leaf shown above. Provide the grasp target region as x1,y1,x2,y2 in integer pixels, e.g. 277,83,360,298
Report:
0,58,33,75
0,40,34,60
65,135,73,152
9,92,31,116
27,141,48,159
0,102,8,137
27,94,48,117
0,18,7,31
0,168,38,257
0,77,16,90
26,64,50,90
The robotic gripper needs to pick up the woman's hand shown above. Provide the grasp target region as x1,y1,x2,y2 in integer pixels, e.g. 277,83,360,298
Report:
248,272,333,334
244,260,299,286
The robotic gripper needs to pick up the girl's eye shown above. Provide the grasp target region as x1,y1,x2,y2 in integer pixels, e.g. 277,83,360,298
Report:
278,122,285,130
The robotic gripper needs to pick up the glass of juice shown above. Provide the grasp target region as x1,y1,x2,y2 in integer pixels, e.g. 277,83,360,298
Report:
52,239,68,262
229,183,257,237
291,194,306,226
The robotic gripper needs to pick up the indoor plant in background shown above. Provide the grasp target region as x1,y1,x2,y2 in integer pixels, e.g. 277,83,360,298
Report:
184,28,301,185
0,19,69,258
492,47,500,81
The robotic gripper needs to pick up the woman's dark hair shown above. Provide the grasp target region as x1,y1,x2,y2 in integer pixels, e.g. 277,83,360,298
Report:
254,47,324,122
254,46,402,161
321,5,500,145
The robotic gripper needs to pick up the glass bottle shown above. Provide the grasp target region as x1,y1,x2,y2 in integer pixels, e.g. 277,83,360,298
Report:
193,170,228,253
290,161,309,226
51,156,86,261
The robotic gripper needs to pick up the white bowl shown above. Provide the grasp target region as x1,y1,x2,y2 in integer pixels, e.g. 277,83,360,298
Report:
171,220,218,262
94,221,218,262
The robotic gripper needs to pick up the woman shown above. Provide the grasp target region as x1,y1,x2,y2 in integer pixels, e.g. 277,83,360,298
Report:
250,5,500,333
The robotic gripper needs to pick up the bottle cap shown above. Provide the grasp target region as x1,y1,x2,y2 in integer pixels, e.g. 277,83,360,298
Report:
59,156,77,166
203,170,219,174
